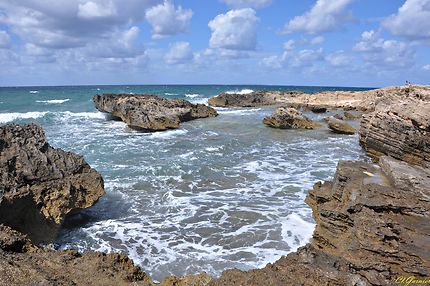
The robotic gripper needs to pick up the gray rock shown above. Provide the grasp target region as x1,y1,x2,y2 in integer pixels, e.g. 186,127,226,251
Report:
263,107,322,129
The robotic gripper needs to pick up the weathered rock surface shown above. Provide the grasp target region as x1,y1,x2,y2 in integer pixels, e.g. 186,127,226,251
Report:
325,116,356,134
360,100,430,168
209,157,430,286
94,94,218,131
263,107,322,129
208,85,430,111
0,124,104,243
344,111,362,120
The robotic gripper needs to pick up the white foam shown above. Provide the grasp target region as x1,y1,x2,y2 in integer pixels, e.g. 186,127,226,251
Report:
36,99,70,104
217,108,261,115
165,92,178,96
29,90,39,94
225,89,254,95
185,94,200,98
205,147,221,152
281,213,315,252
150,129,188,139
0,112,48,123
189,98,209,105
61,111,106,119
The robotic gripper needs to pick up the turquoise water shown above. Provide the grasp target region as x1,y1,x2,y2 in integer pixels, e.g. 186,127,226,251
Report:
0,85,371,281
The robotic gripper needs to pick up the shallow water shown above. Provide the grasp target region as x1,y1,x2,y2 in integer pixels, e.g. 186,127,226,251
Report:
0,85,370,281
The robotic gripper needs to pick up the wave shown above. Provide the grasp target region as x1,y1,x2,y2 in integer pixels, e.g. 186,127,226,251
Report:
164,92,179,96
36,99,70,104
217,108,262,115
185,94,200,98
61,111,106,119
29,90,39,94
150,129,188,139
0,112,48,123
225,89,254,95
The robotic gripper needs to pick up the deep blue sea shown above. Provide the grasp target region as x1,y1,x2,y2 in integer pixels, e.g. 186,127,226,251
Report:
0,85,371,281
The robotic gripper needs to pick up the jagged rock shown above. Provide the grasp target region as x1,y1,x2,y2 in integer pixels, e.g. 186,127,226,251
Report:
93,94,218,131
326,116,356,134
210,157,430,285
359,100,430,167
309,106,327,113
263,107,322,129
0,124,104,243
208,90,304,107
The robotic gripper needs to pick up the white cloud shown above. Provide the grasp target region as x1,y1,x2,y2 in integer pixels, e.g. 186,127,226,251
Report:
145,1,193,39
0,31,11,49
208,9,258,50
326,50,351,66
260,55,282,69
78,1,117,19
164,41,194,64
354,30,415,67
283,40,295,50
219,0,272,9
382,0,430,40
310,36,325,45
423,64,430,70
283,0,354,34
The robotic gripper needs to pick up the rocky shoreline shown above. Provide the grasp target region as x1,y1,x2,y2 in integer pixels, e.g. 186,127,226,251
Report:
1,86,429,285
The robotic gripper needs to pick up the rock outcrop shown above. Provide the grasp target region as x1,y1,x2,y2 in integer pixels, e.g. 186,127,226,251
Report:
325,116,356,135
209,156,430,286
263,107,322,129
360,100,430,167
0,124,104,243
208,85,430,111
94,94,218,131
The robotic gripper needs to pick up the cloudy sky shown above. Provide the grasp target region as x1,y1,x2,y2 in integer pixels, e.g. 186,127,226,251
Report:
0,0,429,87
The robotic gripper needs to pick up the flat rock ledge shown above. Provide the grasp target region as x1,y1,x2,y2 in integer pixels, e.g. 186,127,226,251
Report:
94,94,218,131
325,116,356,134
0,124,105,243
208,85,430,111
263,107,322,129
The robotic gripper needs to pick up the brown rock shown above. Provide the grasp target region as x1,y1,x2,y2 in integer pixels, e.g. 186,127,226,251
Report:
359,100,430,167
0,124,104,243
93,94,218,131
344,111,362,120
326,116,356,134
263,107,322,129
208,90,303,107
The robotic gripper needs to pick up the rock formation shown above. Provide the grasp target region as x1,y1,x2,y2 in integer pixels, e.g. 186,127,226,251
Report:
325,116,356,135
93,94,218,131
360,100,430,167
0,124,104,243
263,107,322,129
208,85,430,111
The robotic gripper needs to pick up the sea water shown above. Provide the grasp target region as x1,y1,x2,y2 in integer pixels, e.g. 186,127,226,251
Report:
0,85,371,281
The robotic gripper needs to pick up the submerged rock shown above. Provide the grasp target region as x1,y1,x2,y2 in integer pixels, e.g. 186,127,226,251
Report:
263,107,322,129
93,94,218,131
0,124,104,243
360,99,430,167
325,116,356,134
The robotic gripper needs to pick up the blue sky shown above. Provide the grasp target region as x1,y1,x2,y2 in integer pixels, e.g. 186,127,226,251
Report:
0,0,429,87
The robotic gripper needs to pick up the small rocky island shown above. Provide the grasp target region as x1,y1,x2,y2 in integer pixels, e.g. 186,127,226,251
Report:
93,94,218,131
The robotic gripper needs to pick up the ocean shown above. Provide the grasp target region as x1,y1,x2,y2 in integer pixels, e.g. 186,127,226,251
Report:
0,85,371,282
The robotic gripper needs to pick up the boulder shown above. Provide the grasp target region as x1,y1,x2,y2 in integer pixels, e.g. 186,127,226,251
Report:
0,124,104,243
344,111,362,120
325,116,356,134
263,107,322,129
359,100,430,167
94,94,218,131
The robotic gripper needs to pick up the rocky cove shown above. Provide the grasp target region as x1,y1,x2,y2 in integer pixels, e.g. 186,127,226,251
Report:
0,85,429,285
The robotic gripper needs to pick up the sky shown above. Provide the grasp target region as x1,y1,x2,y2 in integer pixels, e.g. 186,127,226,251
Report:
0,0,429,87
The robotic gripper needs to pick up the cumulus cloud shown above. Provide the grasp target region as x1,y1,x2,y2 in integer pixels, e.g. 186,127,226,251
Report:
382,0,430,40
145,1,193,39
164,41,194,64
423,64,430,71
310,36,325,45
219,0,272,9
354,30,415,67
325,50,351,66
208,8,258,50
77,1,117,19
0,31,11,49
283,0,354,34
283,40,295,50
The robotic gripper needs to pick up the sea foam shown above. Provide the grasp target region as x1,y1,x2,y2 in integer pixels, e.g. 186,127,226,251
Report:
225,89,254,95
0,112,48,123
36,99,70,104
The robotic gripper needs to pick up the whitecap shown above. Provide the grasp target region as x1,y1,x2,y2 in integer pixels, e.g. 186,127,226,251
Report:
164,92,179,96
0,112,48,123
36,99,70,104
225,89,254,95
185,94,200,98
217,108,261,115
29,90,39,94
150,129,188,139
60,111,107,119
